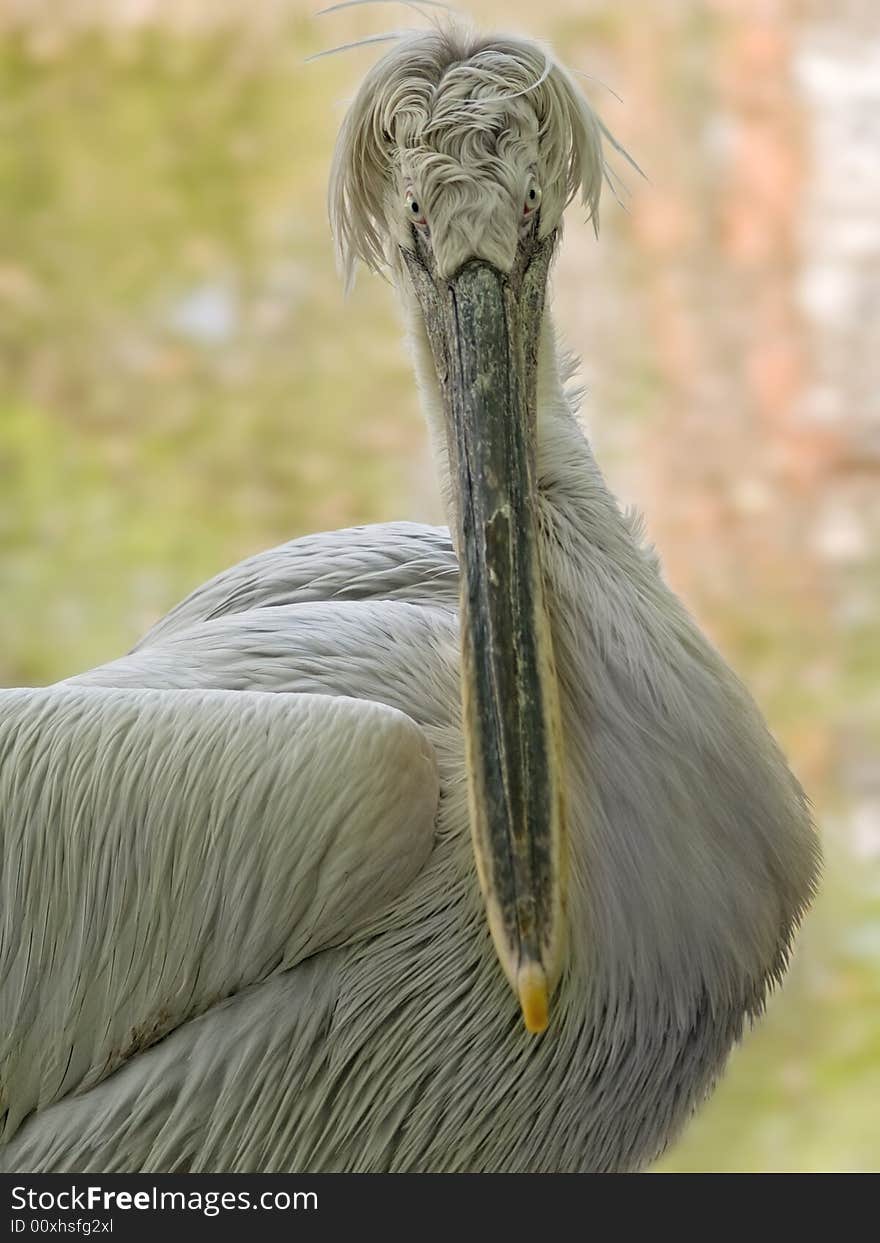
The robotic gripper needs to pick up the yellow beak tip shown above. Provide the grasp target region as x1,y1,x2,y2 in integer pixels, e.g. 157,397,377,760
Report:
517,964,550,1034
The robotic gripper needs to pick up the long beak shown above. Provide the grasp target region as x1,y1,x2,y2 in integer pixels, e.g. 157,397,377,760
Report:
403,234,567,1034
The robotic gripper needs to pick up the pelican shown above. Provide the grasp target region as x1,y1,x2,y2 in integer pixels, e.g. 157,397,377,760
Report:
0,23,819,1173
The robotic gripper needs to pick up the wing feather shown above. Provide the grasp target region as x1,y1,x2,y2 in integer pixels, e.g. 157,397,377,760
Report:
136,522,456,649
0,685,438,1142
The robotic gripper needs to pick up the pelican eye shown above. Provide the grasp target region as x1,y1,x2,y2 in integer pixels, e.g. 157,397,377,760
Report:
523,179,542,218
405,187,428,230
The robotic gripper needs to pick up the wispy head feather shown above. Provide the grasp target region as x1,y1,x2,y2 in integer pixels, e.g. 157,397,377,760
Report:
328,24,612,288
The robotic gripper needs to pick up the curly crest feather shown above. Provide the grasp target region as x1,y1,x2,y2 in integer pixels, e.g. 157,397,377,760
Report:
329,24,609,287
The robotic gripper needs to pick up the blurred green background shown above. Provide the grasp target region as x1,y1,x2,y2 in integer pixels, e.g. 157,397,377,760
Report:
1,0,877,1171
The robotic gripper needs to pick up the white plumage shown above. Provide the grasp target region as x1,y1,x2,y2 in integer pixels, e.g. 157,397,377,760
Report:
0,24,819,1172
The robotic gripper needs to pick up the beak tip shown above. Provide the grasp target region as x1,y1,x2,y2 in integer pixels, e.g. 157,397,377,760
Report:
517,962,550,1034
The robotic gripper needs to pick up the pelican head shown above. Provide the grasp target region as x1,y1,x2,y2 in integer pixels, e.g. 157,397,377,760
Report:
330,27,608,1032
